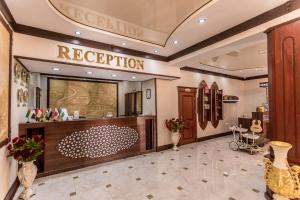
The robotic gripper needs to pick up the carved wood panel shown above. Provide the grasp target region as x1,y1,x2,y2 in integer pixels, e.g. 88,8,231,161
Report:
268,19,300,165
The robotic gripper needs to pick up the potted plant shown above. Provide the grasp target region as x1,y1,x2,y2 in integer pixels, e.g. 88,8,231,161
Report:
166,118,184,150
7,135,44,200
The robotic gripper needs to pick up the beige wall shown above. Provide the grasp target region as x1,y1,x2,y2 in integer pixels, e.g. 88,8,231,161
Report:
243,78,268,116
142,79,156,115
156,71,266,146
0,60,28,199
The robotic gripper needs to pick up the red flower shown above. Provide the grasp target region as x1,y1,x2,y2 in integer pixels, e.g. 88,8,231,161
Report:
32,135,41,142
7,144,12,151
12,137,19,144
15,138,25,148
20,135,26,139
13,151,21,160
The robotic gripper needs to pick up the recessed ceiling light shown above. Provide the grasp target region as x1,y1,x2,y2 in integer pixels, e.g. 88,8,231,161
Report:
198,18,207,24
112,74,117,77
154,50,158,53
174,40,178,44
75,31,81,35
132,76,136,79
52,67,60,71
122,42,126,46
86,71,92,75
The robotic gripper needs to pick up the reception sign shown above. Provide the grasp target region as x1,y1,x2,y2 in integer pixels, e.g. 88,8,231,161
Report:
57,45,144,70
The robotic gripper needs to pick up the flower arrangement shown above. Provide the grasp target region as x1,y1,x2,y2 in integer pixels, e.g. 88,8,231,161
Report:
165,118,184,133
7,135,44,162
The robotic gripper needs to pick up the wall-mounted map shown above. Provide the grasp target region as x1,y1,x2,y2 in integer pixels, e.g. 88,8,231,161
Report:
0,16,11,148
49,78,117,118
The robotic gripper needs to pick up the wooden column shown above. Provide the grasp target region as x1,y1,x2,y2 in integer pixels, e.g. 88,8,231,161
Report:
268,19,300,165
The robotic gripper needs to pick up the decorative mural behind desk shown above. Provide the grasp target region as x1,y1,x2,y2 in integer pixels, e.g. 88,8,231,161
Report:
0,15,12,148
48,78,118,118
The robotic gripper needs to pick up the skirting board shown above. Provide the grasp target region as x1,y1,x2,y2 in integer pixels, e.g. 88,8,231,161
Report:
4,178,19,200
157,131,232,152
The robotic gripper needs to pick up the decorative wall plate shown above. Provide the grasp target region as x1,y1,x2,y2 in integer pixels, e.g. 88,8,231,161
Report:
57,125,139,159
23,90,29,106
21,70,27,86
17,88,23,107
26,73,30,85
14,63,21,83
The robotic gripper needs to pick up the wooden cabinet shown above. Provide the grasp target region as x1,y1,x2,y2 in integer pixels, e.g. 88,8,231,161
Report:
211,82,223,128
197,81,211,130
268,19,300,165
197,81,223,129
125,91,142,116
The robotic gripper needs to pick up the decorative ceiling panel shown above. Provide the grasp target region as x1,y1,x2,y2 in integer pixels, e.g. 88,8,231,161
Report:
48,0,211,46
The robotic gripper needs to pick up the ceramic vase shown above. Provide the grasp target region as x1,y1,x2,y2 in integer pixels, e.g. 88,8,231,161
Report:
264,141,300,200
18,161,37,200
171,131,181,151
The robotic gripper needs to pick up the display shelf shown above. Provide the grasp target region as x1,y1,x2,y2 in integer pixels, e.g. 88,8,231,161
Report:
197,80,211,130
211,82,223,128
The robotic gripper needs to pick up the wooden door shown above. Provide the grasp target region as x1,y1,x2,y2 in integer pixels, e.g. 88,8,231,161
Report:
178,87,197,145
268,19,300,165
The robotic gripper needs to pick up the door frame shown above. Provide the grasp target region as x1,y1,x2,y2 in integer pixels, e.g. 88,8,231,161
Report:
177,86,197,145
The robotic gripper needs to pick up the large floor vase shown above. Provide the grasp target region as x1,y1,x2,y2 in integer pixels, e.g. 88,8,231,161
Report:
264,141,300,200
18,161,37,200
171,132,181,151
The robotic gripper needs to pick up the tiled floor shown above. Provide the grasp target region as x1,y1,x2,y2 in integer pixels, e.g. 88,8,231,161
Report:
14,136,268,200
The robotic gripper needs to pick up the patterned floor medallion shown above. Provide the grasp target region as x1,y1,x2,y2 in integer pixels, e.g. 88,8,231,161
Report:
57,125,139,158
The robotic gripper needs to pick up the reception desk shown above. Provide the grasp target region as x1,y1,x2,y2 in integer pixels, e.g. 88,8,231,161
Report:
19,116,156,177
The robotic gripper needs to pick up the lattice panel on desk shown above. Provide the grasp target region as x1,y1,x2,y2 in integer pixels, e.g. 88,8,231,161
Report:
57,125,139,158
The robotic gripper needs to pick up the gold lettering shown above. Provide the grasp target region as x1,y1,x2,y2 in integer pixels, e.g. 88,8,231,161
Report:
114,56,123,66
128,58,136,69
58,45,71,60
106,54,113,65
84,51,95,62
96,52,105,64
57,45,144,70
123,57,128,68
73,48,83,61
136,60,144,70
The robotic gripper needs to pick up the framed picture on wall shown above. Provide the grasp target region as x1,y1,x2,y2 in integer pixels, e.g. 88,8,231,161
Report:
146,89,151,99
0,16,12,148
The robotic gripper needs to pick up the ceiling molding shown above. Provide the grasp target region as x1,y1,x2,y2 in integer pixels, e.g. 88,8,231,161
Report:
2,0,300,62
0,0,16,27
14,24,168,62
198,62,266,72
47,0,213,47
245,74,268,81
40,73,123,83
167,0,300,61
14,55,180,80
180,66,268,81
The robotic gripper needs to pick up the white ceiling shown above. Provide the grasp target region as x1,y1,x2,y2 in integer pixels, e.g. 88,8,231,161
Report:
19,58,178,82
186,33,268,78
6,0,288,56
